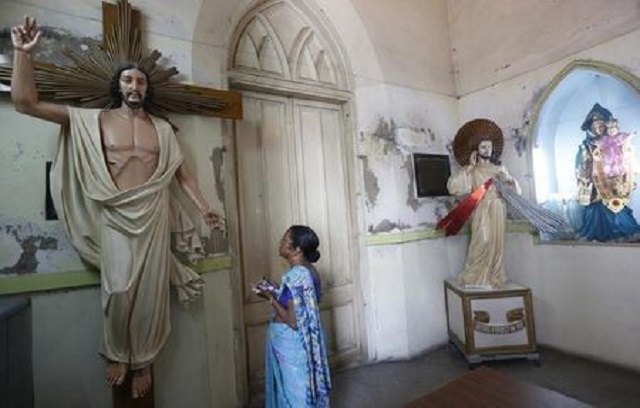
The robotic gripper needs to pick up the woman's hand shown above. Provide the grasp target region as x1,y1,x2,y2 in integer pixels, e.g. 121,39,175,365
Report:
253,277,278,299
255,288,273,300
12,16,41,53
263,277,279,290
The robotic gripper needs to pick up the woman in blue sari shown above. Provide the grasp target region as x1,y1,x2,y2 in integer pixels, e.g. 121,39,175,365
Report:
255,225,331,407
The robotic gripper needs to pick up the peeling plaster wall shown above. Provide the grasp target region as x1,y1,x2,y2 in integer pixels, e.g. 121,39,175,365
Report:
343,0,457,235
344,0,459,359
451,2,640,370
304,0,458,233
0,218,79,275
298,0,459,361
0,102,84,275
354,79,459,233
359,108,459,233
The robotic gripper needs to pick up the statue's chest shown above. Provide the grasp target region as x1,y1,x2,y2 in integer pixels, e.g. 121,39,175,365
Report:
100,118,160,158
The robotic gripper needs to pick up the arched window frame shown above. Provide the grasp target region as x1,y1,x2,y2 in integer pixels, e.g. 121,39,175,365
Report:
527,59,640,244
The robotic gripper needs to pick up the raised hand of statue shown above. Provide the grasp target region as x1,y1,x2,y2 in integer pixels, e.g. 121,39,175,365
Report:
468,151,478,167
11,16,41,53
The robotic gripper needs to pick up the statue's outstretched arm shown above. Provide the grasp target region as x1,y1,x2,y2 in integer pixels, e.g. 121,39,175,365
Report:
11,16,69,125
175,160,225,231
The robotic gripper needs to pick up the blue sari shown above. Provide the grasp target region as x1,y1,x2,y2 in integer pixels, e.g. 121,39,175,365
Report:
265,265,331,407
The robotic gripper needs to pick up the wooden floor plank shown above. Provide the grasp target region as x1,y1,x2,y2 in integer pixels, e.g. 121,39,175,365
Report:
407,367,591,408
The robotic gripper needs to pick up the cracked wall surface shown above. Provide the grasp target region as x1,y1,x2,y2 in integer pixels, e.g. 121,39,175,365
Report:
0,26,94,67
0,216,83,275
361,155,380,210
359,116,456,233
205,146,229,255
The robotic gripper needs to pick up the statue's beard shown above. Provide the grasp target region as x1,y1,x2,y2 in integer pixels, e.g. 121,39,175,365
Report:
478,153,492,161
122,92,145,110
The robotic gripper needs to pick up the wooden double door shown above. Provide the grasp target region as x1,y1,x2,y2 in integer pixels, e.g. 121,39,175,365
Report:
235,92,363,397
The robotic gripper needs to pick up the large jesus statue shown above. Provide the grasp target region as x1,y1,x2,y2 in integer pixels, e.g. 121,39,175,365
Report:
10,17,223,399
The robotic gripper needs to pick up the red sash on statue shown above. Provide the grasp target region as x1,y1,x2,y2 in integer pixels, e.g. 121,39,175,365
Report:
436,179,493,236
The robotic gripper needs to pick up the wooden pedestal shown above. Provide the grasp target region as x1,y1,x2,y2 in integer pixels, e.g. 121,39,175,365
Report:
444,279,539,367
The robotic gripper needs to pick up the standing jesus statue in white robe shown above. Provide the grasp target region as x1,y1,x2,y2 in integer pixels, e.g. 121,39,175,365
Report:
447,139,520,288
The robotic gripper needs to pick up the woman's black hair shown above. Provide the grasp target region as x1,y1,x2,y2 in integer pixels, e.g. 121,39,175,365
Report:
109,62,154,108
288,225,321,263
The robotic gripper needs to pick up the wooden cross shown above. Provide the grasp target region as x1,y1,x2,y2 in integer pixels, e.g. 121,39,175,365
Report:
0,0,242,121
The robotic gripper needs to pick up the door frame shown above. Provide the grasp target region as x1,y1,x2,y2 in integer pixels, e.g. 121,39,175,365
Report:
227,82,368,402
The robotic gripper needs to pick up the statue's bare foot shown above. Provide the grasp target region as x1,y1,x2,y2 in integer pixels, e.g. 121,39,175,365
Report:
106,362,128,387
132,365,152,399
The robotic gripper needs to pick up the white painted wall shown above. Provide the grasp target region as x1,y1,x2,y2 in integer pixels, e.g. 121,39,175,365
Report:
451,1,640,370
336,0,458,360
505,233,640,370
366,235,468,360
448,0,640,96
345,0,640,368
348,0,455,96
356,81,459,359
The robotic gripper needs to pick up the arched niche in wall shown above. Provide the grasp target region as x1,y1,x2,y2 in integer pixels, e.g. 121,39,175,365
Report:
529,60,640,243
227,0,352,100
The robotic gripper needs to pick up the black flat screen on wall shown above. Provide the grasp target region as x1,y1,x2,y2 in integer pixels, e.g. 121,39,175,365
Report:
413,153,451,197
